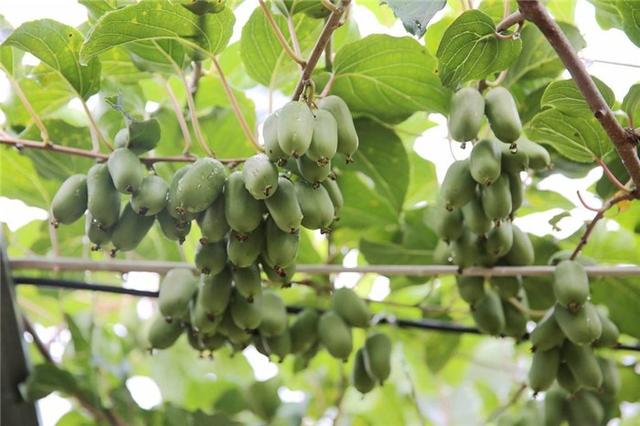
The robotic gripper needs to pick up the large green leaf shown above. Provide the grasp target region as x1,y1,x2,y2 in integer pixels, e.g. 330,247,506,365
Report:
3,19,101,99
622,83,640,125
436,10,521,89
540,77,615,117
359,239,433,265
587,0,623,30
0,147,58,209
330,34,450,122
616,0,640,47
240,7,322,88
591,277,640,339
386,0,446,37
81,0,235,62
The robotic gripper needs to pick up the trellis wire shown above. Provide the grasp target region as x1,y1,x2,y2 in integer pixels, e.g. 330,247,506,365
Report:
11,276,640,352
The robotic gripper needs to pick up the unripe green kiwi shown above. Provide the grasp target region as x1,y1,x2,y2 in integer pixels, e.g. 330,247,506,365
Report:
331,288,370,328
107,148,143,193
318,311,352,360
352,348,376,394
194,241,227,275
363,333,392,383
243,153,278,199
51,174,87,225
529,347,561,393
158,268,198,320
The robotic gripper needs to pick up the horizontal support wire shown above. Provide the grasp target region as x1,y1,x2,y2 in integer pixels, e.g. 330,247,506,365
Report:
9,257,640,277
11,276,640,352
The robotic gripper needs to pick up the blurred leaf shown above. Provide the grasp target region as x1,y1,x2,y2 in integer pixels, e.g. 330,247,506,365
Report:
21,363,79,401
386,0,446,37
618,364,640,402
360,239,432,265
616,0,640,47
579,220,640,264
424,333,461,373
591,277,640,339
622,83,640,125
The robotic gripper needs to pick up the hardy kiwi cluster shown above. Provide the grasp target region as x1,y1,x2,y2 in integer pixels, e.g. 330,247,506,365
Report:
49,95,390,393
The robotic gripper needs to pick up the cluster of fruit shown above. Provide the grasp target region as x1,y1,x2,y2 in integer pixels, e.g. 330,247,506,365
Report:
529,260,620,424
433,86,550,337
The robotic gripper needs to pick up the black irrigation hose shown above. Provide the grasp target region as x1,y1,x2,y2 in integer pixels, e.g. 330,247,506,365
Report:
11,276,640,351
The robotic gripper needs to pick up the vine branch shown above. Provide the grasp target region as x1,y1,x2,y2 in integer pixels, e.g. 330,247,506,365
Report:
258,0,306,67
292,0,350,101
517,0,640,195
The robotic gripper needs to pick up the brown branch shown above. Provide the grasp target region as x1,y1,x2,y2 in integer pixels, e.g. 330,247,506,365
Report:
258,0,306,67
292,0,350,101
0,133,246,165
496,10,524,33
570,192,634,260
517,0,640,194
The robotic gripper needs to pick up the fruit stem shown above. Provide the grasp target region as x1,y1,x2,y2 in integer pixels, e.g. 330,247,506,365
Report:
164,78,194,156
258,0,307,67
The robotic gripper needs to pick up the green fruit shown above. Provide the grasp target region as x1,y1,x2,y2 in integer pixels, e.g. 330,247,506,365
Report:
264,176,303,233
562,342,603,390
290,309,319,354
107,148,144,193
167,167,196,222
191,300,222,335
557,362,581,394
502,298,528,338
297,154,331,185
86,212,112,248
87,164,120,228
470,139,502,185
456,276,485,304
451,231,480,268
265,330,291,361
486,221,514,258
258,292,288,337
262,259,296,285
307,109,338,165
501,141,529,173
554,303,602,345
484,87,522,143
181,0,226,15
553,260,589,312
277,101,314,157
318,95,359,160
481,174,512,221
243,153,278,199
196,196,229,243
518,138,551,170
263,217,298,270
566,391,604,426
157,208,191,242
114,118,160,155
51,174,87,225
295,181,335,231
158,268,198,320
201,334,226,351
224,171,264,234
131,175,168,216
364,333,391,383
462,194,492,235
433,240,452,264
530,308,565,351
176,158,226,214
218,310,251,345
111,203,154,252
244,378,281,422
593,308,619,348
318,311,352,360
228,225,264,268
233,264,262,301
529,347,561,392
263,112,288,164
195,267,233,319
353,348,376,394
147,314,183,349
490,274,521,299
502,226,534,266
472,288,505,335
230,291,262,330
194,241,226,275
597,357,620,395
544,386,568,426
448,87,485,142
507,171,524,212
332,288,370,328
321,178,343,219
429,203,464,242
440,159,477,210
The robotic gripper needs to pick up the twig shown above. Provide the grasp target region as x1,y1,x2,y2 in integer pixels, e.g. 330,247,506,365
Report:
164,79,193,155
320,72,337,97
292,0,350,101
485,383,528,423
483,69,509,87
576,191,600,212
4,73,50,144
258,0,306,67
517,0,640,194
0,132,244,164
496,11,524,33
287,15,303,59
596,158,629,193
79,98,112,152
570,192,635,260
190,61,203,95
210,56,260,151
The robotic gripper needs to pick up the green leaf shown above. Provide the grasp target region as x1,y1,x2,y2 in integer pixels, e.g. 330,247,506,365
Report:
578,220,640,264
80,0,235,62
331,34,450,122
540,77,615,117
616,0,640,47
0,15,17,75
504,22,585,88
360,239,433,265
591,277,640,339
3,19,101,99
21,363,79,401
436,10,522,89
622,83,640,125
0,148,58,209
526,109,611,162
386,0,446,38
240,7,322,88
587,0,623,30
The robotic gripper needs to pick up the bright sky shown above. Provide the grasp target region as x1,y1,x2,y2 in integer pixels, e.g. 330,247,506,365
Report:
1,1,638,424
